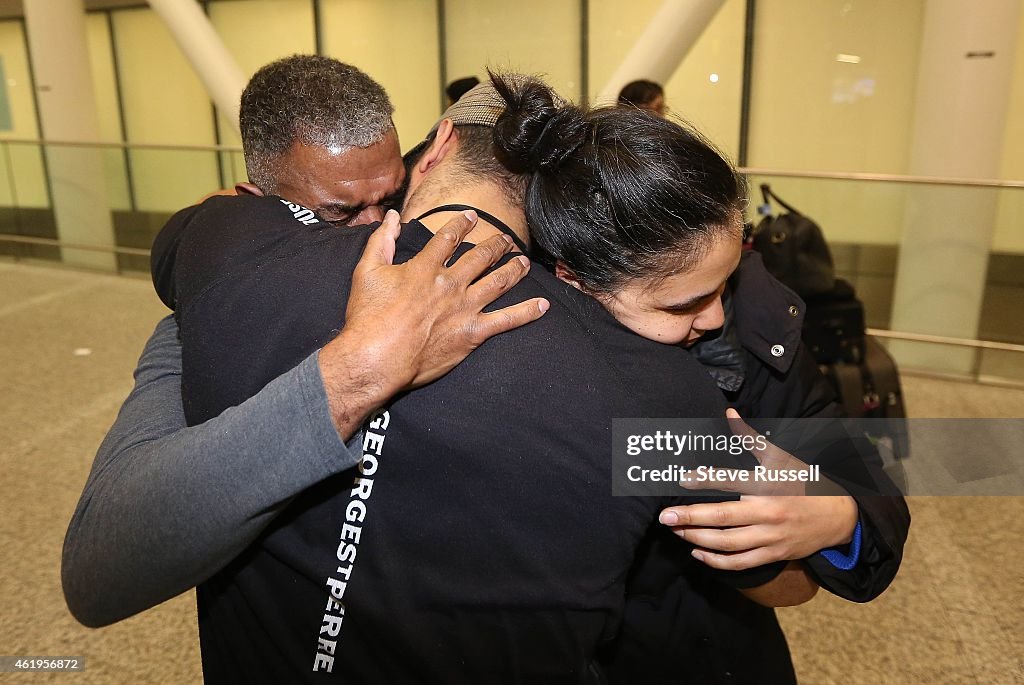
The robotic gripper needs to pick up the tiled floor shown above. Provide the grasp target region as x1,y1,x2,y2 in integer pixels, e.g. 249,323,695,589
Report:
2,260,1022,684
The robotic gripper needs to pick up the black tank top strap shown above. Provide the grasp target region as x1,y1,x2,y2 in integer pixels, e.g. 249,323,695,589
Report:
414,204,530,255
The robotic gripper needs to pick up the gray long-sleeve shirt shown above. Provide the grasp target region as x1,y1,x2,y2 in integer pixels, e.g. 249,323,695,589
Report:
62,315,359,627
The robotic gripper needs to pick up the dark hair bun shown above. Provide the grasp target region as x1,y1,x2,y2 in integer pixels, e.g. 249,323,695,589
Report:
491,73,588,175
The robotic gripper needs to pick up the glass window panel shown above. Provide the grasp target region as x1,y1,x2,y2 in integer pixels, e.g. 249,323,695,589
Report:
747,0,925,173
0,20,48,208
85,12,131,211
745,175,1024,376
588,0,745,159
112,8,218,212
208,0,315,161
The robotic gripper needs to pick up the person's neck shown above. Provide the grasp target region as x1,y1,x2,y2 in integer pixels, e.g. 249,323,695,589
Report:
401,183,529,251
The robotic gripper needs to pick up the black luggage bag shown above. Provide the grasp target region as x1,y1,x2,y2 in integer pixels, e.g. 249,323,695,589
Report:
802,280,866,365
752,185,909,461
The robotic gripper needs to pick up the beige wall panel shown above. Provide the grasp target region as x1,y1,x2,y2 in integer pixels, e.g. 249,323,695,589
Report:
748,0,925,246
748,0,924,173
321,0,439,151
209,0,315,152
445,0,580,104
589,0,744,158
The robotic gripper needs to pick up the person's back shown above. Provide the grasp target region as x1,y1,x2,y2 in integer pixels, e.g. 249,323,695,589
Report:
159,195,741,683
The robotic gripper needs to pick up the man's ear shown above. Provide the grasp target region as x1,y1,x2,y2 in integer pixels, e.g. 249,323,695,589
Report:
554,261,583,291
235,182,263,196
417,119,457,175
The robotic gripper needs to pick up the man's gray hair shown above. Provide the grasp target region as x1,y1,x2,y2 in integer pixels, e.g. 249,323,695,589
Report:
239,55,395,193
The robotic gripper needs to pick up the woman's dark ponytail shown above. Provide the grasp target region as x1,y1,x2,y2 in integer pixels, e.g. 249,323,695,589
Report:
475,71,743,296
490,72,589,175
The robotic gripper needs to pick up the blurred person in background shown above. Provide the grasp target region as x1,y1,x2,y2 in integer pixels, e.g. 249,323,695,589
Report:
618,78,667,116
446,75,481,106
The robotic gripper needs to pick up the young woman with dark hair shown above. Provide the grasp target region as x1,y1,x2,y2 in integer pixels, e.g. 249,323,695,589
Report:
481,73,907,684
493,76,740,349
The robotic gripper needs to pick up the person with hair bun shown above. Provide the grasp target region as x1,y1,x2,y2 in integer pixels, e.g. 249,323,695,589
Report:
136,71,824,681
489,77,906,683
77,71,904,681
493,77,741,348
485,77,905,679
415,74,905,684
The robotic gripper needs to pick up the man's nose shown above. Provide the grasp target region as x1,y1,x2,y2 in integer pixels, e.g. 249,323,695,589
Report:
348,205,385,226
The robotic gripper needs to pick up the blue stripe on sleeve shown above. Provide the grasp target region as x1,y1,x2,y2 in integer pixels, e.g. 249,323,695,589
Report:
819,521,862,571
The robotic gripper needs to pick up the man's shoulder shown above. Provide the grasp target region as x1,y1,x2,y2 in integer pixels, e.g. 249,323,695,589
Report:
189,194,332,236
155,194,332,267
475,264,728,419
157,194,374,316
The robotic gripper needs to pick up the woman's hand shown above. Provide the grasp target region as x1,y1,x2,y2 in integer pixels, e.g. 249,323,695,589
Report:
659,494,858,570
658,409,859,571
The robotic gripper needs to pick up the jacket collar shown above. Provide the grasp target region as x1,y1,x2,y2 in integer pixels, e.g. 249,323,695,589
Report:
691,251,806,391
730,251,806,375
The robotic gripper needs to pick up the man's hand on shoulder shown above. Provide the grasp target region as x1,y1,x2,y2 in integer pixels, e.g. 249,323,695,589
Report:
319,209,549,437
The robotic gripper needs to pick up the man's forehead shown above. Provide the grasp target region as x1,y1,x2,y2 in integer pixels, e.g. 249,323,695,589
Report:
289,132,401,177
281,132,404,205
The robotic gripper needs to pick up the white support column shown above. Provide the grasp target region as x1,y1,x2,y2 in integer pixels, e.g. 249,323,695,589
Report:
596,0,726,105
23,0,116,271
147,0,245,133
889,0,1021,374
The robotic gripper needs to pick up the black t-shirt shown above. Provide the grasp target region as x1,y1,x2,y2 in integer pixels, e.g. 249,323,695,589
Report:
154,195,777,684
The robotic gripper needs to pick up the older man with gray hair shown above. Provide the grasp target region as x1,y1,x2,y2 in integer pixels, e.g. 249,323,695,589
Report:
237,56,406,226
63,56,547,628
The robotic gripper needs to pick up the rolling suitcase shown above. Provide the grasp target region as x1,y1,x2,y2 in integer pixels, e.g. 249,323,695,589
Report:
751,185,909,463
821,336,909,461
802,282,866,365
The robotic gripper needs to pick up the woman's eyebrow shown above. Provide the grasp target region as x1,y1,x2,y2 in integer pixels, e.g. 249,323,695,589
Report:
662,279,728,311
662,290,717,312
